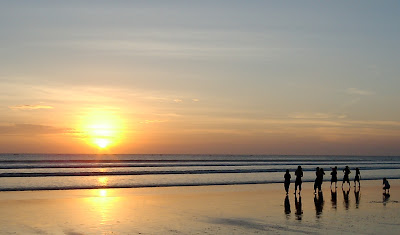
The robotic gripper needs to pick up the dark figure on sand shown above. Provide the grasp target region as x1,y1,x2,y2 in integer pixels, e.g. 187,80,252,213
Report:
383,178,390,194
314,167,325,193
294,166,303,194
342,166,351,188
330,166,338,189
343,188,350,210
354,168,361,188
284,169,291,194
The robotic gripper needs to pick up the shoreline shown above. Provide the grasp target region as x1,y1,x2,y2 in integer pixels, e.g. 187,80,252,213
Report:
0,180,399,234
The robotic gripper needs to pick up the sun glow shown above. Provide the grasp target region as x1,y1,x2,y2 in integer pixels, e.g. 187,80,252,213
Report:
78,110,125,150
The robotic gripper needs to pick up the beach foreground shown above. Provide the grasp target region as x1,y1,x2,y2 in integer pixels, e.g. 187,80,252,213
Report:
0,180,399,234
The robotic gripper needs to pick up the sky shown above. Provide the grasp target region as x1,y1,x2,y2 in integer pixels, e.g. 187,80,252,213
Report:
1,1,400,155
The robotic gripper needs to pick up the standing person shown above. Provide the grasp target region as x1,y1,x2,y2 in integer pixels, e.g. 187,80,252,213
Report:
284,169,291,194
383,178,390,194
318,168,325,192
294,166,303,194
314,167,320,193
330,166,338,189
354,168,361,188
342,166,351,188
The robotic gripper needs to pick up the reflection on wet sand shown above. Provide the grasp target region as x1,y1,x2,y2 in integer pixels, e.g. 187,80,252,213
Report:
284,195,291,217
354,188,360,209
331,189,337,209
86,189,120,226
295,194,303,220
314,191,324,218
343,188,350,210
383,193,390,206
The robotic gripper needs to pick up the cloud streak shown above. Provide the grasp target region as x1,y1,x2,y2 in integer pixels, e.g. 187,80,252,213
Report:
9,105,54,110
345,88,374,96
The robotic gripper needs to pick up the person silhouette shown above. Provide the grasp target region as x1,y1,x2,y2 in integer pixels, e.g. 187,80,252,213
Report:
284,194,291,216
330,166,338,189
284,169,291,194
294,166,303,194
295,194,303,220
331,188,337,209
342,188,350,210
314,167,325,193
314,167,320,193
314,191,324,217
383,178,390,194
354,168,361,188
342,166,351,188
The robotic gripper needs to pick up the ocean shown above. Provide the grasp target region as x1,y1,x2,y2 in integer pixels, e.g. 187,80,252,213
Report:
0,154,399,191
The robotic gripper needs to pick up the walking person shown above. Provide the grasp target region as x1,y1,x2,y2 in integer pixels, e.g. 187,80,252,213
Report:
383,178,390,194
330,166,338,189
284,169,291,194
342,166,351,188
294,166,303,194
354,167,361,188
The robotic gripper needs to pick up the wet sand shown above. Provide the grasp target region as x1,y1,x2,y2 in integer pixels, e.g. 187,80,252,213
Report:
0,180,399,234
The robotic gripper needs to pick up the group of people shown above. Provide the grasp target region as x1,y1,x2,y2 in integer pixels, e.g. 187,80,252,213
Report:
284,165,364,195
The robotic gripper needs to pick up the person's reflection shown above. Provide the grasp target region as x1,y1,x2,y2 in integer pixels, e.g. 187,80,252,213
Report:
331,188,337,209
284,195,291,217
342,188,350,210
383,192,390,206
354,188,360,209
295,194,303,220
314,191,324,217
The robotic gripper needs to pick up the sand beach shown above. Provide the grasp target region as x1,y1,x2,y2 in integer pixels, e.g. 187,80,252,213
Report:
0,179,399,234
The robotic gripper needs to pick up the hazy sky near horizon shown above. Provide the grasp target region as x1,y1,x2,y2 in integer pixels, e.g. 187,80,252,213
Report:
1,1,400,155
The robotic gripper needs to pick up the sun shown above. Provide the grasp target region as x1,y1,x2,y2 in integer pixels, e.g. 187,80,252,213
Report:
78,110,124,150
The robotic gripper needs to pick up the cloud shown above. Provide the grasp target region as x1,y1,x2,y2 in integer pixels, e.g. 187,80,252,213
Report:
192,99,200,102
140,120,167,124
289,113,333,119
0,124,71,136
173,99,183,103
9,105,54,110
345,88,374,96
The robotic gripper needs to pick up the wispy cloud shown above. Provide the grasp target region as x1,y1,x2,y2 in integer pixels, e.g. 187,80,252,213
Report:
9,105,54,110
173,99,183,103
288,113,346,119
192,99,200,102
0,124,69,135
345,88,374,96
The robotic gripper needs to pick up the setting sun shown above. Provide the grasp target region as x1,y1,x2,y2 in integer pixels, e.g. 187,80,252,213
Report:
78,110,125,150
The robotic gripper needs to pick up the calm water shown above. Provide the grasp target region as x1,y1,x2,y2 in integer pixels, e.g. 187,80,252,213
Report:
0,154,399,191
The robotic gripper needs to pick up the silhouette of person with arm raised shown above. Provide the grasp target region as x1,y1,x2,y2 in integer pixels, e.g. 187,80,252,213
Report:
294,166,303,194
284,169,291,194
330,166,338,189
342,166,351,188
354,168,361,188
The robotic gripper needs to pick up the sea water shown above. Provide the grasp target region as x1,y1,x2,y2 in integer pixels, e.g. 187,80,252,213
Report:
0,154,399,191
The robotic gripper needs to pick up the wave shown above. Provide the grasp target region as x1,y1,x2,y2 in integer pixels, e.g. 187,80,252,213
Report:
1,176,399,192
1,166,400,177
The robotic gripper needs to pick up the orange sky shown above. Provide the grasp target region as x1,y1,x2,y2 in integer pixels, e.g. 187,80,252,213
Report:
1,1,400,155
